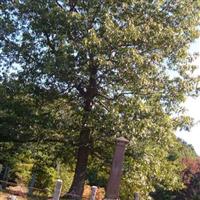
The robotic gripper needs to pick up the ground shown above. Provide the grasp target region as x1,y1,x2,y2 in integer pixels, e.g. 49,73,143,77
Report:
0,192,26,200
0,185,105,200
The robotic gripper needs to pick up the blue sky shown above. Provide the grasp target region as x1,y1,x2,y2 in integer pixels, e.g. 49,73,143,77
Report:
176,38,200,155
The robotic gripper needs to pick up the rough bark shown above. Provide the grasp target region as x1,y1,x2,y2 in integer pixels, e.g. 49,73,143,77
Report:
66,125,90,199
66,61,97,199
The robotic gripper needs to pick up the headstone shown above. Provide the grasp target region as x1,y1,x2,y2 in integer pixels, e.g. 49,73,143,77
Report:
53,179,63,200
8,195,17,200
134,192,139,200
90,186,97,200
105,137,129,200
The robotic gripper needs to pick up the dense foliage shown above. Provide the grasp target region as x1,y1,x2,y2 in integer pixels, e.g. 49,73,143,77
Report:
151,157,200,200
177,158,200,200
1,0,200,199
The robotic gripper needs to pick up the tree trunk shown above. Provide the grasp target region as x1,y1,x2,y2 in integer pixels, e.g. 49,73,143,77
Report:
66,116,90,199
67,58,97,199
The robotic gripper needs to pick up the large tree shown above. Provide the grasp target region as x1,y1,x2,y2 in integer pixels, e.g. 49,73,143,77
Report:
1,0,200,198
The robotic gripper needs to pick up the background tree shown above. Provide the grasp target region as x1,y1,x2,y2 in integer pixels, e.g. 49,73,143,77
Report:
176,158,200,200
0,78,76,193
150,140,199,200
1,0,200,199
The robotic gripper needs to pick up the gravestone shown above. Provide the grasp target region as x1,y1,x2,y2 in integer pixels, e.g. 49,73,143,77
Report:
134,192,139,200
105,137,129,200
90,186,97,200
53,179,63,200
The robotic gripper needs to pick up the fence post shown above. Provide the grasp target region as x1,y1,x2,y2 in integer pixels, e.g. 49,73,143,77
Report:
134,192,139,200
28,173,36,196
105,137,129,200
53,179,63,200
0,164,3,174
90,186,98,200
2,165,10,189
2,165,9,180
